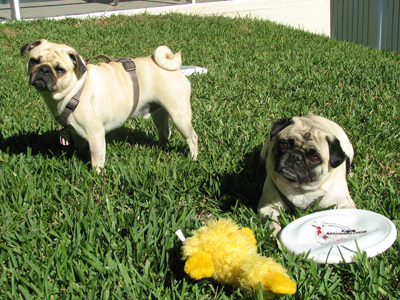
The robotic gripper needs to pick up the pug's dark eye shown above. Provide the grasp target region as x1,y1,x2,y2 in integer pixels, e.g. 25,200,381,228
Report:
55,67,66,74
30,58,40,66
310,155,320,163
279,141,288,150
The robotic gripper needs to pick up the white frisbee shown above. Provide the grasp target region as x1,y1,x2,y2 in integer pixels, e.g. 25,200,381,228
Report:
279,209,397,264
180,66,208,76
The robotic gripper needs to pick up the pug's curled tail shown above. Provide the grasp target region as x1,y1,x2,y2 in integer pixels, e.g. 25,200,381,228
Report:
153,46,182,71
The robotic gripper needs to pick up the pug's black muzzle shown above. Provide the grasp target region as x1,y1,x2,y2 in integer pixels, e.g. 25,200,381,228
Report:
275,150,314,183
29,65,57,91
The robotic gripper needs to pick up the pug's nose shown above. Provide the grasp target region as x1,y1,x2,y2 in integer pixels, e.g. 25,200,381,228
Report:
39,65,51,75
289,153,302,163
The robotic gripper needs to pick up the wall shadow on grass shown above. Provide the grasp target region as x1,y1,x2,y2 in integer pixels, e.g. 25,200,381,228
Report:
106,125,190,156
216,145,266,213
0,130,72,157
0,125,187,162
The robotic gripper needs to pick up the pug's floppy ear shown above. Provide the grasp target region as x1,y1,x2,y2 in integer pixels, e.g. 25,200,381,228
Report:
270,118,293,139
68,52,87,75
326,135,347,168
21,40,42,56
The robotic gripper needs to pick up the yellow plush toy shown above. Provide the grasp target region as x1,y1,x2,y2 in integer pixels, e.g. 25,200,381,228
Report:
180,219,296,299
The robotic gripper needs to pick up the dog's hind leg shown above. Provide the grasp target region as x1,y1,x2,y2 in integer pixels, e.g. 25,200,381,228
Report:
185,130,198,160
167,110,198,160
151,107,171,145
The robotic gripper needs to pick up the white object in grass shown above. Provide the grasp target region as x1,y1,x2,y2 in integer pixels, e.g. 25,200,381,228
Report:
180,66,208,76
279,209,397,264
175,229,186,242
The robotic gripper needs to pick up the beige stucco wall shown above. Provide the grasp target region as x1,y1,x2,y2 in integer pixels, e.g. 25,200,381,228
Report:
130,0,331,36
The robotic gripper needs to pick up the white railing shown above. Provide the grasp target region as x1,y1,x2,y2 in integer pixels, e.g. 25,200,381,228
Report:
9,0,21,19
7,0,197,20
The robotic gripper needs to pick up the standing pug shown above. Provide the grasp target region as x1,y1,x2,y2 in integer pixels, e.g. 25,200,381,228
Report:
258,113,356,235
21,39,198,172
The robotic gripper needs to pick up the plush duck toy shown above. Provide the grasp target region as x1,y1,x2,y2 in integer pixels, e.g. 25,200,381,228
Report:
180,219,296,299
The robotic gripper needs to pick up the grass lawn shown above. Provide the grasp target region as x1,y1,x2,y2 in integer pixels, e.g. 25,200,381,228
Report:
0,13,399,299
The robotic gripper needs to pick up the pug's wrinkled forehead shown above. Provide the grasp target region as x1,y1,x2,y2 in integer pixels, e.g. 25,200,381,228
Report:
27,40,74,60
22,39,87,75
273,117,336,158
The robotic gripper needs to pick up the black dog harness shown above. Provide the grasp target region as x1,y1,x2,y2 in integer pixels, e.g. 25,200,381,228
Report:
56,55,140,127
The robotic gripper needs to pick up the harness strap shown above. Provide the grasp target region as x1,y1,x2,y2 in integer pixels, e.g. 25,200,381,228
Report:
85,55,140,120
56,84,84,127
112,57,140,120
57,55,140,127
84,54,113,64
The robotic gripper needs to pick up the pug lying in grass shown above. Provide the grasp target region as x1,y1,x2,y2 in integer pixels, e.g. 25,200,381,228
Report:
258,113,356,235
